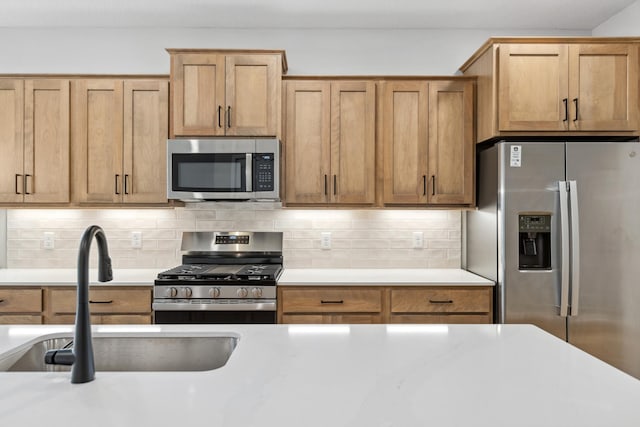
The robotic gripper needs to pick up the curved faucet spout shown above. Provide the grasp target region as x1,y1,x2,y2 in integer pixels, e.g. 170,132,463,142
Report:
73,225,113,383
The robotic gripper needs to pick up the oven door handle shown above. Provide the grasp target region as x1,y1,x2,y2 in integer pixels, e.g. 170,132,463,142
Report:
152,300,276,311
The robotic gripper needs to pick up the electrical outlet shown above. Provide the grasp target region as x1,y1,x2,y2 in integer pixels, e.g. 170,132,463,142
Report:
43,232,55,250
131,231,143,249
320,232,332,250
412,231,424,249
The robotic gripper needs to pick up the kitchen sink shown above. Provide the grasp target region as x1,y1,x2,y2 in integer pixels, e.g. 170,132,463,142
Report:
3,335,238,372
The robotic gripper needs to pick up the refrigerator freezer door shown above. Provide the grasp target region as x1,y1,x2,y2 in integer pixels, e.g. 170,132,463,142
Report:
499,142,567,339
566,142,640,378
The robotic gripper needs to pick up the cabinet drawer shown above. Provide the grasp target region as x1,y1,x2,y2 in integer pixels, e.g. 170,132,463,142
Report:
0,314,43,324
391,288,491,314
281,288,382,313
49,288,152,314
0,289,42,313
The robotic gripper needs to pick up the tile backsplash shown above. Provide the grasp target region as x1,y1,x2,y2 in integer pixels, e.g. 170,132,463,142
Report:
6,204,461,269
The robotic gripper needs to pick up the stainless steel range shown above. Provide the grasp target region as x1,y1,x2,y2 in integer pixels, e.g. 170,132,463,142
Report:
153,231,283,324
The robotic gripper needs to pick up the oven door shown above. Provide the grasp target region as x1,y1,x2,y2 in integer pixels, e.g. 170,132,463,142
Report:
153,300,277,324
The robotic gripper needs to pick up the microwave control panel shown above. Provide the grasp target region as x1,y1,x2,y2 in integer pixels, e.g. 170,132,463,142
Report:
254,153,275,191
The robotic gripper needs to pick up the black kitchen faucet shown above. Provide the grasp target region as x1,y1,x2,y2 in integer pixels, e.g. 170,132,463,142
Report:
44,225,113,383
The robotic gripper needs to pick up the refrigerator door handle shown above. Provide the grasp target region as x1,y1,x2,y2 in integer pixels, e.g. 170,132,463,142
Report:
559,181,571,317
568,180,580,316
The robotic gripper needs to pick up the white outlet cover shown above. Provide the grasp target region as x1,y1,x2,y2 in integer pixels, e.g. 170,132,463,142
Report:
320,232,331,250
131,231,143,249
412,231,424,249
43,232,55,250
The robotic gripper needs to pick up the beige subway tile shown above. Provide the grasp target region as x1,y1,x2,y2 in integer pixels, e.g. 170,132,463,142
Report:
427,240,460,249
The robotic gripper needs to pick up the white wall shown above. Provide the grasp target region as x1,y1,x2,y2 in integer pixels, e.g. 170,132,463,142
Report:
0,27,588,75
592,0,640,35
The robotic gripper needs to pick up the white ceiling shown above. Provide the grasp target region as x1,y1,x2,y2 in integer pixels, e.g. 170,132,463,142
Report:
0,0,635,30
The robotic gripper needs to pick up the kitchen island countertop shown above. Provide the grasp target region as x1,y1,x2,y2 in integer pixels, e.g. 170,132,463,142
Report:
0,323,638,426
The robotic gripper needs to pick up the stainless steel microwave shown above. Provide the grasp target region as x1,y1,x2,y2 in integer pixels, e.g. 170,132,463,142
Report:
167,138,280,201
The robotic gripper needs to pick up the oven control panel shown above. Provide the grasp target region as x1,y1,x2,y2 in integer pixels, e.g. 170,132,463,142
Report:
215,235,250,244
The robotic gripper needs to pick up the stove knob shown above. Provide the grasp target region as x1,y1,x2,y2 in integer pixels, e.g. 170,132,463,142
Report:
182,287,193,298
209,287,221,298
237,288,248,298
165,287,178,298
251,287,263,298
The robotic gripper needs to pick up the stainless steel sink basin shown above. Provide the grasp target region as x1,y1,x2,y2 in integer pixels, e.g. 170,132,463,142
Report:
4,335,238,372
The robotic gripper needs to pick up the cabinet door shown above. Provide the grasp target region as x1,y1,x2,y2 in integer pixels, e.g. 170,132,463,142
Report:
427,81,474,205
0,79,24,203
284,81,331,203
331,81,376,204
171,53,225,136
123,80,169,203
383,81,428,204
225,54,279,136
569,44,638,131
24,80,70,203
72,80,124,203
498,44,569,131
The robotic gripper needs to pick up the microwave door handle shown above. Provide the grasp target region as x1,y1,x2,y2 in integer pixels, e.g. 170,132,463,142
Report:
559,181,570,318
568,180,580,316
245,153,252,192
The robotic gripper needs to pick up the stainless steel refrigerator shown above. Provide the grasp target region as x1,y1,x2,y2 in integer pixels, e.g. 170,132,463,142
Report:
466,141,640,378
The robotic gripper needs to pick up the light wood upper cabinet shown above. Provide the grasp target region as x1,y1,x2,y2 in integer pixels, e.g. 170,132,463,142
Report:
226,55,280,136
284,81,330,203
0,79,69,204
383,81,428,204
382,80,474,206
461,38,639,141
171,53,225,136
284,79,375,205
498,44,569,131
123,80,169,203
428,81,474,205
72,79,168,204
169,50,285,138
569,44,638,131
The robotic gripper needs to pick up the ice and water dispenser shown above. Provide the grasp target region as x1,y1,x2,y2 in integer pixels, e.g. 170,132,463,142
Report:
518,213,551,270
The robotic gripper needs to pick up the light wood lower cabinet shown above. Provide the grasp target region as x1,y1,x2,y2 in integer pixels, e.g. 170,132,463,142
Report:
389,287,493,324
45,287,152,324
279,287,384,324
278,286,492,324
0,288,43,324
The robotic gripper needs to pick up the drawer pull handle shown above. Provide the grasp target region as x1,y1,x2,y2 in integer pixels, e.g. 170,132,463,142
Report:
429,299,453,304
89,300,113,304
320,300,344,304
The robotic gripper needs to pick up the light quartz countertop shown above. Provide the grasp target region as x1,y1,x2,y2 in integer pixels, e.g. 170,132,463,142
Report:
0,323,638,426
0,268,492,287
0,268,160,286
278,268,493,286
